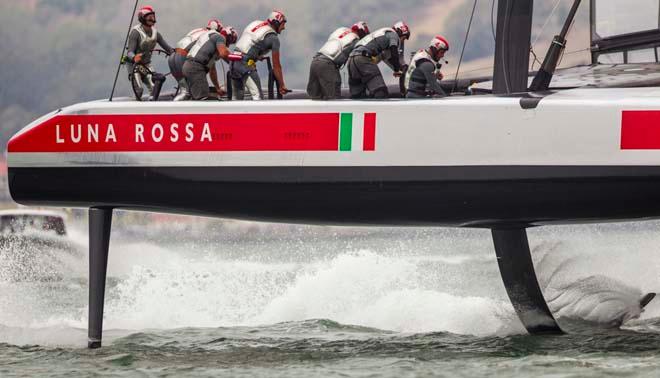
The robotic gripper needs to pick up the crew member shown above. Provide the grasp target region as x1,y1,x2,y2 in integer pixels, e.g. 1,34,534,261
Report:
230,10,289,100
346,21,410,99
307,22,370,100
125,6,174,99
182,20,237,100
404,35,449,98
168,25,207,101
170,20,237,101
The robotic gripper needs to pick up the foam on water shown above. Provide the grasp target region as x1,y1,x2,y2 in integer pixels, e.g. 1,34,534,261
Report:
102,250,513,336
2,220,660,348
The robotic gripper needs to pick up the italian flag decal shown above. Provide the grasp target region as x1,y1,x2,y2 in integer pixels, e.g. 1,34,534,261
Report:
339,113,377,152
8,112,377,153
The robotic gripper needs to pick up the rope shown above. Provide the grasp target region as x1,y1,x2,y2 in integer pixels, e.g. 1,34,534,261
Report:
533,0,563,46
530,0,563,71
110,0,140,101
452,0,479,94
491,0,496,42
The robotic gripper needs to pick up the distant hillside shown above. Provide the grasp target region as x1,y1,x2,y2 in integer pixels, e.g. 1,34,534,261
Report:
0,0,589,150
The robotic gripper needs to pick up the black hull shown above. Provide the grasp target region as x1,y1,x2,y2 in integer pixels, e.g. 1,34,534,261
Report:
9,165,660,227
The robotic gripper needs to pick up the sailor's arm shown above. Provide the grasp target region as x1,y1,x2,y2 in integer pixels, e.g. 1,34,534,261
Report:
420,61,446,96
126,29,140,62
216,43,230,62
156,32,175,55
208,65,225,96
387,46,403,72
268,36,288,94
271,51,288,95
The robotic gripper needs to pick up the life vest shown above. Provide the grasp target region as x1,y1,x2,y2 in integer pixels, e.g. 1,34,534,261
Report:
188,30,221,66
318,27,359,64
404,49,438,92
354,27,396,61
133,24,158,54
235,20,277,57
176,28,206,51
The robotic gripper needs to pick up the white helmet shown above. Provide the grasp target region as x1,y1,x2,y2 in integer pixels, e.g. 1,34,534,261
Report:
429,35,449,60
268,10,287,32
221,26,238,46
207,18,223,32
393,21,410,40
351,21,370,39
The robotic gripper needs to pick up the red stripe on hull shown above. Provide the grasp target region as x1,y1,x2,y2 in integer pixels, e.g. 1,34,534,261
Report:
621,110,660,149
363,113,376,151
8,113,341,153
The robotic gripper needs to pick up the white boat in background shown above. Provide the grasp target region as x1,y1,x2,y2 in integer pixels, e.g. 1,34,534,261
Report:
6,0,660,347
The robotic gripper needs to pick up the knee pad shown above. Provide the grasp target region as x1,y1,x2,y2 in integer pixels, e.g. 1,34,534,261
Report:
372,86,388,99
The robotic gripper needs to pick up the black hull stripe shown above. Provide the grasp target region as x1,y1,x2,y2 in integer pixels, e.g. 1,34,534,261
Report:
10,166,660,227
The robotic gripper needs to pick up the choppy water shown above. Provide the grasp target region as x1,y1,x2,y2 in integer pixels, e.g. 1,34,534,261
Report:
2,215,660,377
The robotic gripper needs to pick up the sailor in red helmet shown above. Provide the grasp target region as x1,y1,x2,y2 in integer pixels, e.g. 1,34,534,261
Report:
307,22,370,100
125,5,174,99
182,20,237,100
230,10,289,100
404,35,449,98
347,21,410,99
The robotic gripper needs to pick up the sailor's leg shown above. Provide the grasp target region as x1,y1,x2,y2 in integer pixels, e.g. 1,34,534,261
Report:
492,228,562,334
232,77,245,100
88,207,113,349
173,78,190,101
128,63,144,100
245,70,263,100
364,66,388,99
317,61,341,100
306,58,323,100
143,64,155,97
348,57,367,99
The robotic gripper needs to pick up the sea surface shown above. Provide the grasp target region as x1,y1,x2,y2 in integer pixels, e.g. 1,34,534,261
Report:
2,214,660,377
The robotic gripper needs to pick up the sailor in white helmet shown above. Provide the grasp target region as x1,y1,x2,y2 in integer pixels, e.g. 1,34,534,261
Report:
229,10,289,100
404,35,449,98
168,24,208,101
346,21,410,99
169,20,237,101
125,5,174,99
182,20,237,100
307,22,370,100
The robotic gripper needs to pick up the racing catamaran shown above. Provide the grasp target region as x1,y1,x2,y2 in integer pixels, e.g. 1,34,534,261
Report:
8,0,660,347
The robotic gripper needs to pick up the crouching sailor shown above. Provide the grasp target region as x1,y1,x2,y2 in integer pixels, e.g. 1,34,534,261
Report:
168,24,207,101
125,6,174,99
404,35,449,98
182,19,237,100
307,22,370,100
230,10,289,100
347,21,410,99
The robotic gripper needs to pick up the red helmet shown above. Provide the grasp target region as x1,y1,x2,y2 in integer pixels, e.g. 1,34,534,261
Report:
268,10,287,32
429,35,449,58
221,26,238,46
207,18,223,32
137,5,156,25
392,21,410,40
351,21,370,39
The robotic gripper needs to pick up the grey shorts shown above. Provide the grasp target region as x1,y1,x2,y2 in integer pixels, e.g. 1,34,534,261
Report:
347,55,388,99
168,53,186,81
306,55,341,100
182,60,210,100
